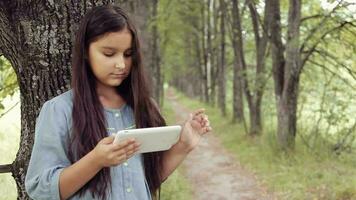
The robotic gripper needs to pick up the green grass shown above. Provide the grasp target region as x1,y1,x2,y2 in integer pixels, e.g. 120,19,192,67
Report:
160,98,193,200
171,88,356,200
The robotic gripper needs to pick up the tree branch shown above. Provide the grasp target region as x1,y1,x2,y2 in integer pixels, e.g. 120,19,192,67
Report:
300,1,343,53
308,59,356,90
247,0,260,45
0,164,12,174
301,21,349,69
0,101,19,118
314,48,356,80
300,14,323,23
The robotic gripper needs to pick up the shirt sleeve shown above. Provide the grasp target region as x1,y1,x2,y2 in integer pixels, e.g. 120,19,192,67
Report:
25,98,72,200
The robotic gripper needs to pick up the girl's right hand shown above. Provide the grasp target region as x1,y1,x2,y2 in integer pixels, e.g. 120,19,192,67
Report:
91,135,140,168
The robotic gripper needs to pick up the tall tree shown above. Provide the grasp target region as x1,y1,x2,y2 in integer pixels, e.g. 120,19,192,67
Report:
229,0,270,135
218,0,227,116
269,0,301,150
268,0,355,150
150,0,164,105
229,0,246,124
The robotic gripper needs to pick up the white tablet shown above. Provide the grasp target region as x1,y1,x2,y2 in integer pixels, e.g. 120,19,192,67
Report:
113,125,182,153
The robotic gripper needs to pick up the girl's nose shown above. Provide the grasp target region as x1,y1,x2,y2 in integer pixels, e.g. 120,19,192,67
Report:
115,63,124,69
115,56,125,69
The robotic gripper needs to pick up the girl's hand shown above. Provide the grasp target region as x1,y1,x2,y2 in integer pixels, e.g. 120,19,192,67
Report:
178,108,212,152
91,136,140,168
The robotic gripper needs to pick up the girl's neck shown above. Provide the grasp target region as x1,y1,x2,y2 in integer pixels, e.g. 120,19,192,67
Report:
96,84,125,109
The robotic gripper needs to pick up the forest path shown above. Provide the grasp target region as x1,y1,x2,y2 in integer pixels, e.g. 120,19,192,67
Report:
166,89,276,200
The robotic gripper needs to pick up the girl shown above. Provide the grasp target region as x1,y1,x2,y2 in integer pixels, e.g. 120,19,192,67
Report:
25,4,211,200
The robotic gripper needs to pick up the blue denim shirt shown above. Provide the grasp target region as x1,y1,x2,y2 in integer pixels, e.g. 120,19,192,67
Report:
25,90,152,200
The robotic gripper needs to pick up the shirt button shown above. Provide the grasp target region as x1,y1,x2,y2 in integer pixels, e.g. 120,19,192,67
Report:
115,113,120,117
123,162,128,166
126,187,132,193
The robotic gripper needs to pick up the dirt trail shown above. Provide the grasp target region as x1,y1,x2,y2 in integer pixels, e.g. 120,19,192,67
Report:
167,91,275,200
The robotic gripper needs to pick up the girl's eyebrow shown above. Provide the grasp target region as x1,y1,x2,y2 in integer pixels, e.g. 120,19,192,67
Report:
101,46,132,51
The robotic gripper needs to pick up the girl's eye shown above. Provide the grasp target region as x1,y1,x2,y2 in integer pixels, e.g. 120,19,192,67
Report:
124,51,133,58
104,53,114,57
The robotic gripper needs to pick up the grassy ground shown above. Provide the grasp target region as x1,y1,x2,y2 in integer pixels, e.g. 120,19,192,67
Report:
172,88,356,200
160,98,193,200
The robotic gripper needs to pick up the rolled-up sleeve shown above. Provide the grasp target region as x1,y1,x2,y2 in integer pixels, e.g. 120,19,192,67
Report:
25,98,72,200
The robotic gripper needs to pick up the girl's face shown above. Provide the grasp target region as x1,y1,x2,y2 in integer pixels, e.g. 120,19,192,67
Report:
88,28,133,89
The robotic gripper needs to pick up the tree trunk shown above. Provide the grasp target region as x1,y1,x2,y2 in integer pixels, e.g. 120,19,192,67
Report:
269,0,301,150
205,0,212,103
244,0,271,135
231,0,246,124
230,0,246,124
150,0,163,105
210,0,219,106
201,1,209,103
218,0,226,116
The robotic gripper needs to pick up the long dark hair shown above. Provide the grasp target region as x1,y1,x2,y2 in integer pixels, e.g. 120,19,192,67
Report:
69,5,165,200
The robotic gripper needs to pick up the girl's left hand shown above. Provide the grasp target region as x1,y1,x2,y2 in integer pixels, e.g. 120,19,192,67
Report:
178,108,212,152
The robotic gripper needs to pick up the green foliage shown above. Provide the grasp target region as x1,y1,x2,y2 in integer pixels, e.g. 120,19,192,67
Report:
0,56,18,114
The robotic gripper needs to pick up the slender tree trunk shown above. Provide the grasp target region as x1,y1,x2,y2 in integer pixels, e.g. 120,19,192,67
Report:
150,0,163,105
210,0,218,106
201,1,209,103
245,0,271,135
205,0,212,103
218,0,226,116
230,0,246,124
195,32,204,100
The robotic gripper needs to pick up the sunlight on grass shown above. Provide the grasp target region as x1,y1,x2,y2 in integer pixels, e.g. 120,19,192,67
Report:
171,87,356,200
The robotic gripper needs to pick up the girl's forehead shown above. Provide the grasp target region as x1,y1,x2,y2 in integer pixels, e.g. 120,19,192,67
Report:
91,29,132,50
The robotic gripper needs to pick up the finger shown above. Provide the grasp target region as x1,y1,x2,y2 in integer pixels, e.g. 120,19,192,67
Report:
204,121,210,127
115,154,127,164
193,114,205,122
200,126,211,134
101,135,115,144
194,114,208,122
192,108,205,116
113,141,140,156
112,138,136,151
126,146,140,158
